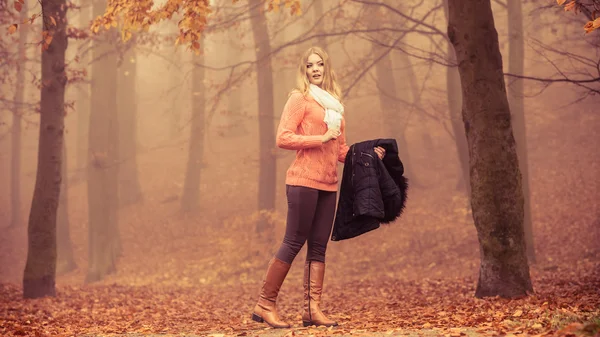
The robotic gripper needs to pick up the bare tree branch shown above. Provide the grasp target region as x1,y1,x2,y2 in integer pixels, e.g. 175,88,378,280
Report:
505,73,600,84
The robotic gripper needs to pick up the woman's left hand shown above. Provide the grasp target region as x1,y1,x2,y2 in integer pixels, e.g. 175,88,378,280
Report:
374,146,385,160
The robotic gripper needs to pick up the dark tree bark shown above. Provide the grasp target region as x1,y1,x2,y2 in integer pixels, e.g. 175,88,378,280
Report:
57,140,77,275
443,0,470,198
250,0,276,232
507,0,535,264
117,41,142,207
447,0,533,298
10,0,28,228
181,40,205,212
22,0,68,299
86,0,120,283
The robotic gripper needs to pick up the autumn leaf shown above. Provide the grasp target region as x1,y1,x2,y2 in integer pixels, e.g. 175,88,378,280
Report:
121,29,132,42
8,24,18,34
29,13,39,24
556,0,567,5
584,17,600,33
564,1,576,12
14,0,22,12
49,15,57,26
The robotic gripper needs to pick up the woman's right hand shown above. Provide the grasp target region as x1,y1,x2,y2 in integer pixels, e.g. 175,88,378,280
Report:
321,128,340,143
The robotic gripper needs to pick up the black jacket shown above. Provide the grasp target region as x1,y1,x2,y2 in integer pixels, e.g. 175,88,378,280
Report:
331,139,408,241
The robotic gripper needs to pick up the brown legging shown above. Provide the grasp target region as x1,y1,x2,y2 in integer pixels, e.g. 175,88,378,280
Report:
275,185,337,264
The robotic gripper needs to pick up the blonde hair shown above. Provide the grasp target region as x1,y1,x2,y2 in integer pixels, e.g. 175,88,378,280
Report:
292,46,342,102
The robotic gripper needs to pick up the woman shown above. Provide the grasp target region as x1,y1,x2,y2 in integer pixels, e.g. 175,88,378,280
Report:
251,47,385,329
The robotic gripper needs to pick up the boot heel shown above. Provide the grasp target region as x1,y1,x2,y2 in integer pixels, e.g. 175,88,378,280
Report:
302,321,312,327
251,313,264,323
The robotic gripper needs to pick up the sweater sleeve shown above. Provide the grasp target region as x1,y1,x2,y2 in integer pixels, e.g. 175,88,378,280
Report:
276,92,323,150
338,118,350,163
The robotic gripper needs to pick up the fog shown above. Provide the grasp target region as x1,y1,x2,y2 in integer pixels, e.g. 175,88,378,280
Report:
1,0,598,290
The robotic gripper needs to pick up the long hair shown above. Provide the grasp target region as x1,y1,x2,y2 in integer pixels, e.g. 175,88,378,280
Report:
293,46,342,102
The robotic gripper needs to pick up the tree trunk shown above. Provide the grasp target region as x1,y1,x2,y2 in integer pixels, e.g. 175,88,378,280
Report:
366,5,418,185
226,28,247,137
10,0,28,228
117,42,142,207
384,52,416,183
22,0,68,299
313,0,327,48
507,0,535,264
181,42,205,213
447,0,533,299
375,52,413,169
168,23,183,140
398,52,435,155
250,0,276,232
367,7,416,185
56,140,77,275
272,20,294,139
86,0,120,283
443,0,470,197
76,0,90,175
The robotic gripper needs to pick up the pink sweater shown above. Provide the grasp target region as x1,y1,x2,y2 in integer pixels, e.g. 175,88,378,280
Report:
276,91,350,192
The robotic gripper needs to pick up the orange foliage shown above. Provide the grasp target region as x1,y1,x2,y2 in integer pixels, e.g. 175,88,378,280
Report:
7,0,301,52
557,0,600,34
90,0,301,53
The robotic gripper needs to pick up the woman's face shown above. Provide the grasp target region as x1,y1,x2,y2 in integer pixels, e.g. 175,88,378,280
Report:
306,53,324,87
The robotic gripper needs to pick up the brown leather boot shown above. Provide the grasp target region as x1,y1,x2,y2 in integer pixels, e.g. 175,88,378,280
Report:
302,261,338,327
251,257,291,328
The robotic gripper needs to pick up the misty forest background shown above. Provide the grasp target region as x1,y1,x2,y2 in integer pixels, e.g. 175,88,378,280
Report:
0,0,599,335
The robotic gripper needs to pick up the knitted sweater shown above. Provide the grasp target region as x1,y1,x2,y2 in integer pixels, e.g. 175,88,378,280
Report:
276,91,349,192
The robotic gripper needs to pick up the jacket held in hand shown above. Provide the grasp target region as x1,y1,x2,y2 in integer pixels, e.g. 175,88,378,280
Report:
331,139,408,241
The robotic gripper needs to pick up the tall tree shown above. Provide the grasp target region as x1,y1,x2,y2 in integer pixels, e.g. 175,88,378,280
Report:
10,0,28,228
395,51,435,164
56,140,77,275
250,0,276,232
181,39,205,212
374,50,415,179
367,5,416,183
168,19,184,140
443,0,470,198
447,0,533,298
76,0,91,175
117,38,143,206
22,0,68,299
507,0,535,263
226,25,247,137
86,0,120,283
313,0,327,48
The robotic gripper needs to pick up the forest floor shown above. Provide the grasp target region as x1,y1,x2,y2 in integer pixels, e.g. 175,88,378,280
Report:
1,259,599,337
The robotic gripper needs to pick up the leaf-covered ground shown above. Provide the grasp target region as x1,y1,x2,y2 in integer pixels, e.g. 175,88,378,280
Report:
1,262,599,336
1,87,599,336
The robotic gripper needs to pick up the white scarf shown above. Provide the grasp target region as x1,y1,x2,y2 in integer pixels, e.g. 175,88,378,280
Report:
309,84,344,131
